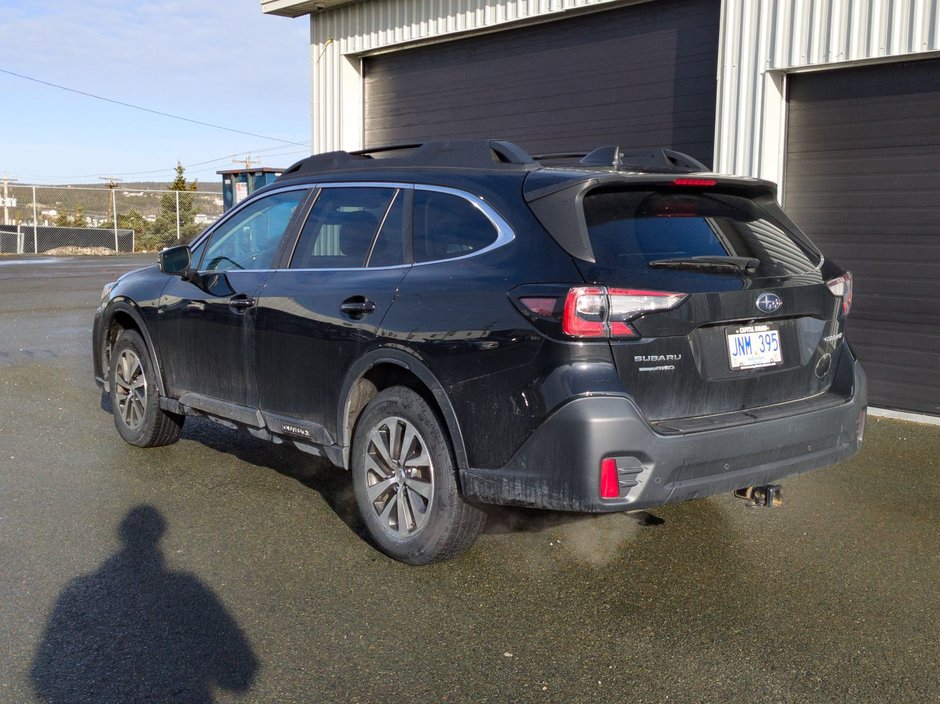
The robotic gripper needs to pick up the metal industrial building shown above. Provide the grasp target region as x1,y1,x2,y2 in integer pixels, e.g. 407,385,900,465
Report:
262,0,940,418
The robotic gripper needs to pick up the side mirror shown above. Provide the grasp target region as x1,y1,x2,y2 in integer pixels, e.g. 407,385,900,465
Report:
159,245,191,275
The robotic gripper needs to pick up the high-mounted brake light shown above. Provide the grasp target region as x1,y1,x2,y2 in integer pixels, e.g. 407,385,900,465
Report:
673,178,717,187
563,287,687,339
826,272,854,316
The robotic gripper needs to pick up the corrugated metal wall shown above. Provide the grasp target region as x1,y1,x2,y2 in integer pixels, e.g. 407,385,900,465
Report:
309,0,633,152
716,0,940,181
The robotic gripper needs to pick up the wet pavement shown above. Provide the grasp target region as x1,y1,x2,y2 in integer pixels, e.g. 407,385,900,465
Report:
1,254,938,703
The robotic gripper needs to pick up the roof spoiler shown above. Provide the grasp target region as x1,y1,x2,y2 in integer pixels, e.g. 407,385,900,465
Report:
531,146,709,173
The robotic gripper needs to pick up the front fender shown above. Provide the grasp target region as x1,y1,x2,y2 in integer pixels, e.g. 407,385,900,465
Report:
94,299,167,396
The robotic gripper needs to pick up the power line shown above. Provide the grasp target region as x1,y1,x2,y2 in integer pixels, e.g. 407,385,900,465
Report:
73,146,311,179
0,67,309,147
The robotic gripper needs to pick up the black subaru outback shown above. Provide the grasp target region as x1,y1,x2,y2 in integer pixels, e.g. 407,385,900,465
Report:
93,140,866,564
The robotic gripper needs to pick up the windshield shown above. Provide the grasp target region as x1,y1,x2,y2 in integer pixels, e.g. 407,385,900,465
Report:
582,189,821,276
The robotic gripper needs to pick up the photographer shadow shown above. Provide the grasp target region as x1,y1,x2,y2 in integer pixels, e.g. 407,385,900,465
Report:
31,505,258,703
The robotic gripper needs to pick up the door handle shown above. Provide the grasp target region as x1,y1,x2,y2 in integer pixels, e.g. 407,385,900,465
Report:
229,295,256,311
340,296,377,319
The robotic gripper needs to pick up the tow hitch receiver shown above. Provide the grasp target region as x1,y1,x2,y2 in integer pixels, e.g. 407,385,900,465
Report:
733,484,783,508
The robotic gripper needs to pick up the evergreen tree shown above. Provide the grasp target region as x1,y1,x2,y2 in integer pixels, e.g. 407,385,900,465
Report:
151,162,201,247
54,206,87,227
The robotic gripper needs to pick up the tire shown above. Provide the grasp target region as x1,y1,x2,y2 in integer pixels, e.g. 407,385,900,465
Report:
108,329,183,447
351,386,486,565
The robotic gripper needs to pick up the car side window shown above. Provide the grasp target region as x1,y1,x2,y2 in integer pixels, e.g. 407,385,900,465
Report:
367,191,405,268
412,190,498,263
200,190,307,271
290,187,397,269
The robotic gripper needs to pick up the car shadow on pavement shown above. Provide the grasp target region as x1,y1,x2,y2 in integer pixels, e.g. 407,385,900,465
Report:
98,393,364,536
30,505,259,703
180,415,367,537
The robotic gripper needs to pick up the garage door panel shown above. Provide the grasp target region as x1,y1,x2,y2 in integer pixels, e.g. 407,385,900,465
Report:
833,261,938,286
788,115,940,153
785,59,940,415
364,0,719,161
852,302,940,329
860,347,940,379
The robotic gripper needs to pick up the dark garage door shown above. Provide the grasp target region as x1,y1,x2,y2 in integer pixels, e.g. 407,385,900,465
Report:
363,0,719,165
785,59,940,415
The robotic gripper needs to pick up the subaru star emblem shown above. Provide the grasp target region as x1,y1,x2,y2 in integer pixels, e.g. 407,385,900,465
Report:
756,292,783,313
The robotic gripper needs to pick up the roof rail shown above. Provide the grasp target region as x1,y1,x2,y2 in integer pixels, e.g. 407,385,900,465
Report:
532,146,709,173
278,139,536,179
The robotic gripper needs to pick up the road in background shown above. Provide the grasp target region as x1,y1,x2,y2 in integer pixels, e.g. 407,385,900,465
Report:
1,255,938,703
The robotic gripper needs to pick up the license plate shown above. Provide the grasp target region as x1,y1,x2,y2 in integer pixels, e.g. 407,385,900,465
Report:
727,324,782,370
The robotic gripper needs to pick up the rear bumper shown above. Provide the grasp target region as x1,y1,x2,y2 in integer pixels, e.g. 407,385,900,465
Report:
460,359,867,513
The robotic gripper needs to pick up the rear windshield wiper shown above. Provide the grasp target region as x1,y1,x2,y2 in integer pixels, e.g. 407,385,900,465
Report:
648,256,760,274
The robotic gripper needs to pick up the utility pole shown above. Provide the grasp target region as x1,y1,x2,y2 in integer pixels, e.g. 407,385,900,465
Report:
99,177,122,251
233,155,258,170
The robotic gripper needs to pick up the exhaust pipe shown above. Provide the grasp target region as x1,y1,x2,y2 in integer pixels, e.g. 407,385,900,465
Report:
733,484,782,508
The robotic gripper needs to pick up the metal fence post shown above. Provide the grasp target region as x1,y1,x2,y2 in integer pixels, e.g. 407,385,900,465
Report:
111,186,119,251
175,191,181,240
32,185,38,254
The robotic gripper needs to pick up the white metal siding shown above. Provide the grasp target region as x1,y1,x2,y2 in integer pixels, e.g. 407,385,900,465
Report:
716,0,940,182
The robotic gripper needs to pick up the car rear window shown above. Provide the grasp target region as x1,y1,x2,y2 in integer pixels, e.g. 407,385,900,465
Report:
582,189,821,275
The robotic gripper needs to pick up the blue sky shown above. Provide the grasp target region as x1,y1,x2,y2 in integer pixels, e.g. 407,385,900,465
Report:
0,1,311,185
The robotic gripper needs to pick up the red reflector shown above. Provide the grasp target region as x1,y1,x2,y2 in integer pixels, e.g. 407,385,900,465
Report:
673,178,717,187
600,458,620,499
608,321,639,338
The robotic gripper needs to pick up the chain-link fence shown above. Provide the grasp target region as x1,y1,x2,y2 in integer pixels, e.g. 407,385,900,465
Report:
0,183,224,254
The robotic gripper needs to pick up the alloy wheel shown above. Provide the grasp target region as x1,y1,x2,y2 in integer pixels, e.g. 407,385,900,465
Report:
364,416,435,537
114,349,148,430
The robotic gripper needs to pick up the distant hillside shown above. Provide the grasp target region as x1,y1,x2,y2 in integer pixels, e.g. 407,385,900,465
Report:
7,183,225,229
51,181,223,193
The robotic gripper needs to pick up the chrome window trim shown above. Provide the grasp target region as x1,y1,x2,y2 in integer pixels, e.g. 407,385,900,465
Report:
411,184,514,266
278,263,413,273
281,182,515,272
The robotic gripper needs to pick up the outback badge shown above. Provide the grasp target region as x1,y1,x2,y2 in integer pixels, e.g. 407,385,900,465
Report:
756,292,783,313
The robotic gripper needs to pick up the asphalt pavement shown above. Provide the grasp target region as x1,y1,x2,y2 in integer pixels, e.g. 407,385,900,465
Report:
1,254,938,703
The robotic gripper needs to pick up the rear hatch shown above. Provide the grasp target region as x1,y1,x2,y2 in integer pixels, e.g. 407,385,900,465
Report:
528,174,852,423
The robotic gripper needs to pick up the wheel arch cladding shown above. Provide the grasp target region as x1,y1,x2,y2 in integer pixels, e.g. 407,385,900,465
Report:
104,302,167,396
338,350,469,472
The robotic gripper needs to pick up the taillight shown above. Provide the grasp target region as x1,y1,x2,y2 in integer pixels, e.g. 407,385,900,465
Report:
827,272,853,316
519,297,557,317
563,286,687,339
